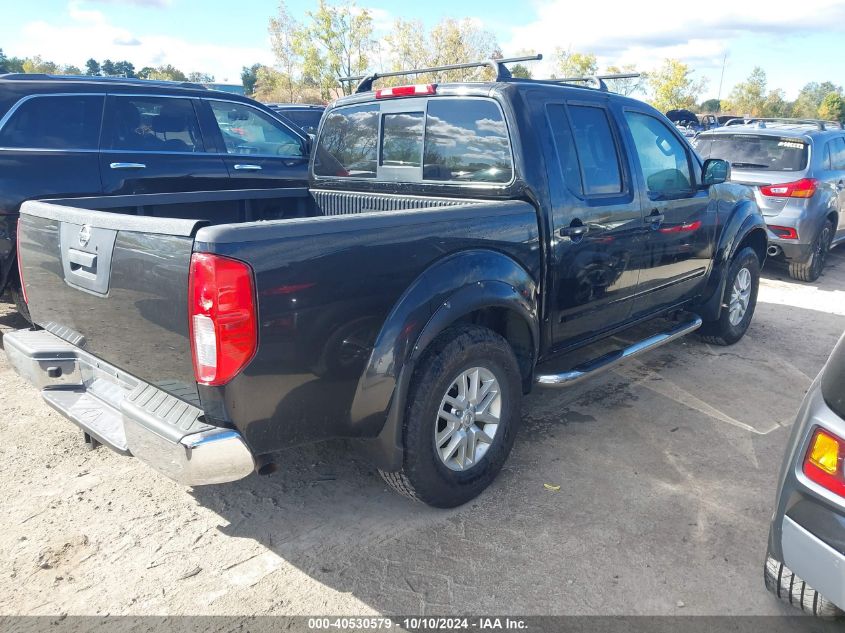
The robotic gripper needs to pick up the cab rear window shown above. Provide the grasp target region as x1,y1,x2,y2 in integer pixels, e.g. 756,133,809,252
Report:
694,134,808,171
313,98,513,184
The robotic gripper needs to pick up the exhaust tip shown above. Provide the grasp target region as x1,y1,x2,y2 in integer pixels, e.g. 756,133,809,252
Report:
255,455,278,476
767,245,781,257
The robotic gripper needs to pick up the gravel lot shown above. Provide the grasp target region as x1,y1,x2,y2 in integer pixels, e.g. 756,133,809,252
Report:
1,247,843,617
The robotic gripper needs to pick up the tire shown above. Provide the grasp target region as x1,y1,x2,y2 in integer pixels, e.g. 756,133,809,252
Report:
380,324,523,508
698,246,760,346
764,555,842,618
788,220,833,283
9,285,32,326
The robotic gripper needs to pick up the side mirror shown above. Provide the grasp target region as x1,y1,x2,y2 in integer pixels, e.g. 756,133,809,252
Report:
702,158,730,186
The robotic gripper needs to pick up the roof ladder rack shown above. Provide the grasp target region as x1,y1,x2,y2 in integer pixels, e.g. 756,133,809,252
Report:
340,54,543,94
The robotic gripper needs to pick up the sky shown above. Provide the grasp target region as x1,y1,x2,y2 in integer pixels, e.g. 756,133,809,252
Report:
1,0,844,100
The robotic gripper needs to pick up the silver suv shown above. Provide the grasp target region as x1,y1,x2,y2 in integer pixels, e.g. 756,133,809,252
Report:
765,331,845,617
695,118,845,281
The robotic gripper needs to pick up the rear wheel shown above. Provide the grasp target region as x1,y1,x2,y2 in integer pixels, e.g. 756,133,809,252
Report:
380,325,522,508
698,246,760,346
788,220,833,283
764,555,842,618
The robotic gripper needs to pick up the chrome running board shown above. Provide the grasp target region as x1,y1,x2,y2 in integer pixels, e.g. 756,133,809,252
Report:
535,316,703,387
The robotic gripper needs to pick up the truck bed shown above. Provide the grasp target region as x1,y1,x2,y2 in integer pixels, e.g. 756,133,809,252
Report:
17,187,541,457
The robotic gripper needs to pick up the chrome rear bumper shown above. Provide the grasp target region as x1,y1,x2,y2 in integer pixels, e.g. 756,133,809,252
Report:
4,329,254,486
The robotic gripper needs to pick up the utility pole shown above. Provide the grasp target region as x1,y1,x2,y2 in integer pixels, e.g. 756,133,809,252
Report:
716,52,728,110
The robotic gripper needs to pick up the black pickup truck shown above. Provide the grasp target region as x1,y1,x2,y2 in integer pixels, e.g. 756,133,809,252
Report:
6,59,768,507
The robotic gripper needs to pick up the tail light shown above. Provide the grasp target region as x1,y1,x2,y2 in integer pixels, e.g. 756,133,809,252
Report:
803,427,845,497
189,253,257,386
375,84,436,99
760,178,818,199
16,224,28,304
768,225,799,240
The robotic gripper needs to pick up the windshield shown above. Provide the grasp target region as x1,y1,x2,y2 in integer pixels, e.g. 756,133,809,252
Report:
693,134,808,171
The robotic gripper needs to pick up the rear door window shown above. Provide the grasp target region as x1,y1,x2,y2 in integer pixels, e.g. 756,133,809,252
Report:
0,95,103,150
695,134,808,171
104,96,204,152
567,104,623,196
313,98,513,183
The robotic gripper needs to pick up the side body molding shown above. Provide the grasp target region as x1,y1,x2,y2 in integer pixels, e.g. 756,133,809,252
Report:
350,249,540,470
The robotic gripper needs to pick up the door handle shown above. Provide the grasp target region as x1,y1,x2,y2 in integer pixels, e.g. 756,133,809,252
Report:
234,164,262,171
109,162,146,170
560,223,589,240
646,210,665,228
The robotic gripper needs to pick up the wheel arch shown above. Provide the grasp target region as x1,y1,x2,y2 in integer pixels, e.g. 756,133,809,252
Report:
695,199,767,322
350,249,539,471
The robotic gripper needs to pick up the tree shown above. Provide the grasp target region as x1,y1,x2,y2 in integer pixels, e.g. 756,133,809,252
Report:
647,58,707,112
241,64,260,95
792,81,842,118
819,92,845,122
0,49,25,73
187,71,215,84
137,66,156,80
269,1,301,102
762,89,790,118
726,67,767,116
700,98,721,113
510,64,532,79
113,60,136,78
21,56,58,74
382,17,498,85
142,65,187,81
604,64,646,96
61,65,82,75
85,58,101,76
554,49,597,78
292,0,375,100
101,59,116,76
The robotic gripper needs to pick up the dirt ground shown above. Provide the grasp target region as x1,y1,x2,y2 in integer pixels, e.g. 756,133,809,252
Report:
1,248,843,617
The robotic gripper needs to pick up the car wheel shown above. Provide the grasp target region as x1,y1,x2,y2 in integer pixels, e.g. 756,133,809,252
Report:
789,220,833,283
698,246,760,346
380,324,522,508
764,555,842,618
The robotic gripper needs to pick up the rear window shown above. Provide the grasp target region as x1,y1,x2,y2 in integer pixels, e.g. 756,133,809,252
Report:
0,95,103,150
276,109,323,136
313,98,513,184
694,134,808,171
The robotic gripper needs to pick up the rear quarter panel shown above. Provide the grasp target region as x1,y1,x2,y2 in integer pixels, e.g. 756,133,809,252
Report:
194,202,541,454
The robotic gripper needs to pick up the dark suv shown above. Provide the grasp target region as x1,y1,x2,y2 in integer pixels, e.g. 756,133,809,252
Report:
0,74,311,311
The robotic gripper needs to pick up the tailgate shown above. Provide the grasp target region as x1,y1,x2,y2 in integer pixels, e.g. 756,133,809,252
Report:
18,200,202,400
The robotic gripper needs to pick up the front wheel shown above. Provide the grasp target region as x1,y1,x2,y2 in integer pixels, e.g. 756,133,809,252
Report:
698,246,760,346
380,325,523,508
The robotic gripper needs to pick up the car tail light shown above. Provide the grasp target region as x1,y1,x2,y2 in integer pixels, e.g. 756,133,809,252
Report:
803,427,845,497
768,225,799,240
375,84,436,99
16,224,28,304
760,178,818,199
189,253,257,386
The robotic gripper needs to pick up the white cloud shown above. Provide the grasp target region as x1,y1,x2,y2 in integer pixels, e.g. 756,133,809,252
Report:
506,0,845,77
14,1,272,83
